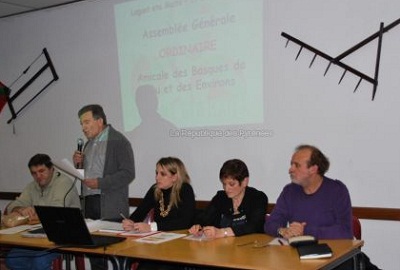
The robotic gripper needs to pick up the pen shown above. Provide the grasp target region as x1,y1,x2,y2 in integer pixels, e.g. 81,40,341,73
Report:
119,212,128,220
278,239,284,246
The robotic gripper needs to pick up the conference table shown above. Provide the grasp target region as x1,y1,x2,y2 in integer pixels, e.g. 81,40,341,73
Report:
0,230,363,270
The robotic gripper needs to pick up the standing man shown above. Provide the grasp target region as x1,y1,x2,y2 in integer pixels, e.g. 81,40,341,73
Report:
73,104,135,270
6,153,81,270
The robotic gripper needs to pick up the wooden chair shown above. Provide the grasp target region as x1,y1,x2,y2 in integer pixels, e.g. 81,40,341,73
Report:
52,254,86,270
352,215,362,240
351,215,363,269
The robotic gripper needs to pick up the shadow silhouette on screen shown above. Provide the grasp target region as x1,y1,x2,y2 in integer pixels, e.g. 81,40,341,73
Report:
127,84,185,183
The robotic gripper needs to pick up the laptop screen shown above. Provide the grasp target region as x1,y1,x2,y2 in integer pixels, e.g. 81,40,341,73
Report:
34,206,125,247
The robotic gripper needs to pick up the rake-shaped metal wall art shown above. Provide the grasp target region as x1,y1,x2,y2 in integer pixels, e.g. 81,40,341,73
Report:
281,18,400,101
6,48,58,124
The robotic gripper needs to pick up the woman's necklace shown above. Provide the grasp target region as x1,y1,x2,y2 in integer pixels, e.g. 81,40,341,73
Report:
232,192,244,214
159,193,172,217
233,201,241,214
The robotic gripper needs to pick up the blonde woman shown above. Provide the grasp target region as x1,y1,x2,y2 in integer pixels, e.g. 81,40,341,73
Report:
122,157,195,233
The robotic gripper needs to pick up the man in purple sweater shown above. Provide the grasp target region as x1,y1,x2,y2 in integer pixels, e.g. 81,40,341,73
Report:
265,144,382,270
264,144,353,239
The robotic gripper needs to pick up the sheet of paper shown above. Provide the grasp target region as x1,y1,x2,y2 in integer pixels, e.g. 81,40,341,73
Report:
86,219,123,233
119,231,160,237
21,231,47,238
183,234,212,241
119,230,160,237
268,237,289,246
98,229,125,234
0,224,41,235
53,158,84,180
135,232,186,244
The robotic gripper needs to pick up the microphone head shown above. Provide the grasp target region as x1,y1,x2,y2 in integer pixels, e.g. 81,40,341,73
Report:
77,138,84,152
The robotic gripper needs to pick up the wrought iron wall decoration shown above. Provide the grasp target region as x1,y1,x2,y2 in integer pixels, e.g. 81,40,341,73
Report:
281,18,400,100
6,48,58,124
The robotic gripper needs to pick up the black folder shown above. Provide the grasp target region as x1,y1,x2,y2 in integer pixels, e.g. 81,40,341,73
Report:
297,243,333,260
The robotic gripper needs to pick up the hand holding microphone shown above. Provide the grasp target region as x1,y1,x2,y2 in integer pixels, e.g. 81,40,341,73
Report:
77,138,84,152
74,138,84,169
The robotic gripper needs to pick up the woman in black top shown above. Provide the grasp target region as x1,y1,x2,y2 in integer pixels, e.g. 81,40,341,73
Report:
123,156,195,233
122,157,195,270
189,159,268,238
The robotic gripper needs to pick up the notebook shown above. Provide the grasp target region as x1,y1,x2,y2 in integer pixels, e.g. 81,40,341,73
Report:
34,206,126,248
297,243,333,260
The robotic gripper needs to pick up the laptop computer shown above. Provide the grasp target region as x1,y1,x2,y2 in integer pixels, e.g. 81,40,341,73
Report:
34,206,126,248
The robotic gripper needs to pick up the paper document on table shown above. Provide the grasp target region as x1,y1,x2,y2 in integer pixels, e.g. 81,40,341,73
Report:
53,158,84,180
21,227,47,238
269,237,289,246
120,230,160,237
183,234,212,241
135,232,186,244
0,224,42,235
86,219,123,233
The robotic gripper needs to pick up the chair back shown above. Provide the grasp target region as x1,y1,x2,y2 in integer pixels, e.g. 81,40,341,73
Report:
352,216,362,240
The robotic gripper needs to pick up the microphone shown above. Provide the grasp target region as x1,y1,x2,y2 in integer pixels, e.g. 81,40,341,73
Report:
77,138,84,152
76,138,84,169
